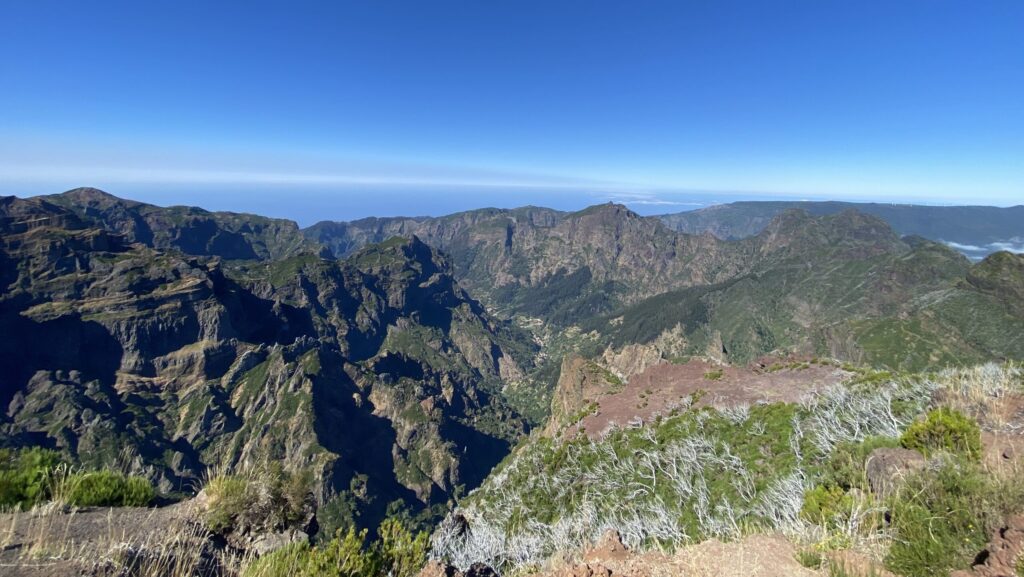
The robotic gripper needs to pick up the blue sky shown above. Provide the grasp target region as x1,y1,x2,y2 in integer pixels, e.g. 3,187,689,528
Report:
1,1,1022,223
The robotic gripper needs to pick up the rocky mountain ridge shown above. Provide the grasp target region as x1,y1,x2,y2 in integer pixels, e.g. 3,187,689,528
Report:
0,194,532,532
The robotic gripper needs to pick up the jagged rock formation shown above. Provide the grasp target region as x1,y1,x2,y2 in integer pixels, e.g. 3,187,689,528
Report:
544,355,624,435
4,187,1024,543
0,194,533,529
307,203,752,322
308,203,1024,371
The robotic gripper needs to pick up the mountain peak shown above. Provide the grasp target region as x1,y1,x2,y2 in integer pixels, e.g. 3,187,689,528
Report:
571,202,636,219
59,187,130,206
757,208,902,257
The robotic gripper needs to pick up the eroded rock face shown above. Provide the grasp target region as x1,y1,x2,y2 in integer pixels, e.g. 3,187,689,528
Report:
951,514,1024,577
865,448,927,497
0,199,533,527
307,203,751,324
545,355,623,436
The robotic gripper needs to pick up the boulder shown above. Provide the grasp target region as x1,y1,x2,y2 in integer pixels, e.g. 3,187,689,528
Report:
865,447,926,496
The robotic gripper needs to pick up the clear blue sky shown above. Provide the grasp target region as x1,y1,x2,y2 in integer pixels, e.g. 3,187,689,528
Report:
2,1,1022,223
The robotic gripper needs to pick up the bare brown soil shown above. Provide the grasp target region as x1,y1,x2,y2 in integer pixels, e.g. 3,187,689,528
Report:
530,530,825,577
570,358,851,438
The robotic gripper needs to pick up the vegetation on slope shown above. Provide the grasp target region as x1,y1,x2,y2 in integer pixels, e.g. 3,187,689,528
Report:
432,363,1024,576
0,447,155,509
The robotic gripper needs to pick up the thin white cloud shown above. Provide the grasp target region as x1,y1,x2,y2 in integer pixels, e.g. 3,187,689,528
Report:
989,240,1024,253
942,240,986,252
601,190,708,207
943,239,1024,255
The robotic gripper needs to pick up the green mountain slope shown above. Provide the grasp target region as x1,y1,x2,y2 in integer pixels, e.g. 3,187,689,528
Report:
588,212,1024,370
658,200,1024,258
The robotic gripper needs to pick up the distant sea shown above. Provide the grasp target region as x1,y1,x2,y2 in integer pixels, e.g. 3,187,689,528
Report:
9,182,985,228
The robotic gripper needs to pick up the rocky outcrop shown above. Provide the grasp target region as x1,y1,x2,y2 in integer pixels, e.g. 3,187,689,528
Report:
865,448,927,497
951,513,1024,577
545,355,623,436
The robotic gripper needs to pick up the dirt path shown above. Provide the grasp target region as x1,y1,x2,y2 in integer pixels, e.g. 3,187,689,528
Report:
0,503,193,577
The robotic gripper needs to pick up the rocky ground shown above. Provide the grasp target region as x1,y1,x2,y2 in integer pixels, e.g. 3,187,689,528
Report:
569,357,849,438
419,529,887,577
0,503,196,577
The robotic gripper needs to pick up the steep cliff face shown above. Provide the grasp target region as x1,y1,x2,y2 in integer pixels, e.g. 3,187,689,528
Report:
308,203,753,323
543,354,623,436
0,199,532,529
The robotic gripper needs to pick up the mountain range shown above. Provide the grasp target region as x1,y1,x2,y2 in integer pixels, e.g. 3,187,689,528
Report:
656,200,1024,259
2,187,1023,536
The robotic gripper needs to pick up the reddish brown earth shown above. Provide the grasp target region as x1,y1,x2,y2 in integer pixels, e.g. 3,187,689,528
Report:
951,513,1024,577
531,530,823,577
570,358,851,438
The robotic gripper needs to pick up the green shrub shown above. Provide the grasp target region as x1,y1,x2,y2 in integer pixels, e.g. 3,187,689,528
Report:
375,517,429,577
703,368,724,381
900,407,981,460
884,457,1024,577
242,520,428,577
0,447,61,508
796,548,823,569
242,529,375,577
62,470,155,507
801,485,854,527
203,466,313,535
205,474,255,533
817,436,901,491
0,448,155,509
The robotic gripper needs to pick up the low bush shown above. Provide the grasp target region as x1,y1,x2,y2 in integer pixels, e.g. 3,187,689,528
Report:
242,518,427,577
815,436,901,492
796,548,823,569
0,447,61,508
800,485,854,527
61,470,154,507
203,465,313,535
885,457,1024,577
899,407,981,460
0,447,155,509
703,368,724,381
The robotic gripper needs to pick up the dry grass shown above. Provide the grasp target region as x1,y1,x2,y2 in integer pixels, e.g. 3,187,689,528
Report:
932,362,1024,431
